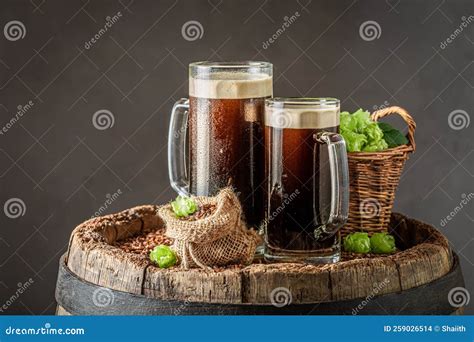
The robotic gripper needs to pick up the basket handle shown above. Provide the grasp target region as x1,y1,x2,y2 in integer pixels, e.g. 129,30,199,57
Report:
371,106,416,151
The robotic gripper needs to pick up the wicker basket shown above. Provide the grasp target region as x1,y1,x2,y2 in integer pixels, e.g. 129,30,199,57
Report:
341,106,416,237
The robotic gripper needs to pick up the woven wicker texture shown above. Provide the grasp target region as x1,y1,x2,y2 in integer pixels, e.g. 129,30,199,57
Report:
159,188,260,269
341,106,416,237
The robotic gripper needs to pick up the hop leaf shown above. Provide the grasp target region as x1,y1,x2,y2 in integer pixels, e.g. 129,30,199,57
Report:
150,245,177,268
377,122,409,148
171,195,198,217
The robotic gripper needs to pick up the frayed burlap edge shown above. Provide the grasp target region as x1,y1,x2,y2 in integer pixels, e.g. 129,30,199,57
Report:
159,188,260,270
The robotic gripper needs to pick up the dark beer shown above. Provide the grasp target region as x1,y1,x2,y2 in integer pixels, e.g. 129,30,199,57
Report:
188,71,272,227
265,126,338,252
264,99,347,263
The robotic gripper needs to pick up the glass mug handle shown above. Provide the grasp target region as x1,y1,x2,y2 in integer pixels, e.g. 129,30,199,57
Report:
168,98,190,196
314,132,349,238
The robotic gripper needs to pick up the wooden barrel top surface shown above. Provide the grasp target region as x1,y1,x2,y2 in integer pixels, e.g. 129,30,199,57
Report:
62,206,454,307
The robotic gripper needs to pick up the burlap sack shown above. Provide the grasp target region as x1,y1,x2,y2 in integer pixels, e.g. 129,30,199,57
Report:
159,188,260,269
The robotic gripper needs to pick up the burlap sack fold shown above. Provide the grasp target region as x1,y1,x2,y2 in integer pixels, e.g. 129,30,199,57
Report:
159,188,260,269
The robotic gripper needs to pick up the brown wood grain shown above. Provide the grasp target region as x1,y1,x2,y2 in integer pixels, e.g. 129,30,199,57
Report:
62,206,453,306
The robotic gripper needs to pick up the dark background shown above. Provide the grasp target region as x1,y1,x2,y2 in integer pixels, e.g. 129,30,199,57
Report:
0,0,473,314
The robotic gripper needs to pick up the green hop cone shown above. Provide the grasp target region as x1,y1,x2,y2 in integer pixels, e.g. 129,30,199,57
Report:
359,118,386,152
340,108,390,152
362,138,388,152
365,122,384,142
340,128,367,152
351,109,372,132
370,233,396,254
171,195,198,217
343,232,371,254
149,245,177,268
340,112,351,127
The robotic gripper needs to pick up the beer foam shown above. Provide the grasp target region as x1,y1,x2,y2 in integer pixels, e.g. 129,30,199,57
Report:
189,72,272,99
265,106,340,129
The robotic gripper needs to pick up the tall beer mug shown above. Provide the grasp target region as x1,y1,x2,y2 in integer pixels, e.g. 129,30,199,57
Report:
168,61,273,228
264,98,349,263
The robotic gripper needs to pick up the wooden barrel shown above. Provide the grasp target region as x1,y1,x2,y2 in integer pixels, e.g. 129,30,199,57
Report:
55,207,465,315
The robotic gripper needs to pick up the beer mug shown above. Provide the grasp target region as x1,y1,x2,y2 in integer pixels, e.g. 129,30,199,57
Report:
168,61,273,228
264,98,349,263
